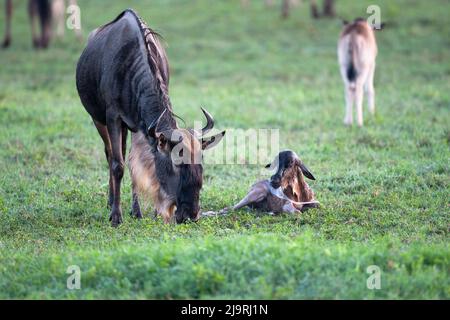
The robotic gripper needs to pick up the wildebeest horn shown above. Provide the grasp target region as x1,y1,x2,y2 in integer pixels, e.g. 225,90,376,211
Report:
200,107,214,136
148,109,167,138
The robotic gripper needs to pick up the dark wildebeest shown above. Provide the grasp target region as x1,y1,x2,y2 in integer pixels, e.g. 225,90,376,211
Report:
2,0,52,48
76,9,225,226
208,150,319,216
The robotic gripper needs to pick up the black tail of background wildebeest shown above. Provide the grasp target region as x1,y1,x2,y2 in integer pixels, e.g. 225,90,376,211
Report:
346,61,357,82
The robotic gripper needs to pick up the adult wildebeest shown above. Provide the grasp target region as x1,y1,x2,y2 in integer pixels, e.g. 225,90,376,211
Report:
338,18,379,127
207,150,319,216
76,9,225,226
2,0,80,49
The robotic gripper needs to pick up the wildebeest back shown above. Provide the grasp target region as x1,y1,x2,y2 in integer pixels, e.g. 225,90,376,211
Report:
76,9,174,133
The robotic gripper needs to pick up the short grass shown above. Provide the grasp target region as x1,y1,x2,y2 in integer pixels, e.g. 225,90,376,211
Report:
0,0,449,299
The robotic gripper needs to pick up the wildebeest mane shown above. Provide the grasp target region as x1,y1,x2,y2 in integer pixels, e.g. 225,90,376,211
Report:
97,9,173,117
128,9,171,108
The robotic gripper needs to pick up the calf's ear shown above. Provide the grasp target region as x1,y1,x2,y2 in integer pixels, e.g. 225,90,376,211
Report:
202,131,226,150
299,163,316,180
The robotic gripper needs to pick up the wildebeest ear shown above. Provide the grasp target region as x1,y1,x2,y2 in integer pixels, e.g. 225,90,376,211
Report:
374,22,386,30
299,163,316,180
202,131,226,150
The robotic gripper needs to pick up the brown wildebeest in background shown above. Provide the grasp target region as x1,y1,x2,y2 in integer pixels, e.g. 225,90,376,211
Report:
2,0,52,48
76,9,225,226
338,18,380,127
241,0,334,19
52,0,82,41
2,0,81,49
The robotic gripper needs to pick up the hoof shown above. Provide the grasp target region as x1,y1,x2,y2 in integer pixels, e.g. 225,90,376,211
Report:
130,201,143,219
344,119,353,126
130,209,143,219
2,38,11,48
109,210,123,227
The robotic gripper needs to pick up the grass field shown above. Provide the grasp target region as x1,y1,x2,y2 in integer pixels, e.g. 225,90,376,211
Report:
0,0,449,299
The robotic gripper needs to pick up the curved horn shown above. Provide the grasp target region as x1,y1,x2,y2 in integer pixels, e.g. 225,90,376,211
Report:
200,107,214,136
148,109,167,138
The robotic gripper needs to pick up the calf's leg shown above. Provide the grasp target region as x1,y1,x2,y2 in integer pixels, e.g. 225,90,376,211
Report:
28,0,40,48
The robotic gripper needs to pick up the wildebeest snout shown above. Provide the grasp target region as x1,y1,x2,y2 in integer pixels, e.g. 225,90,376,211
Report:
175,205,200,224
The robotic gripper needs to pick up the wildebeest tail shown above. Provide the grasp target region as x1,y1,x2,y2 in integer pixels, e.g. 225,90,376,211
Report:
346,36,358,89
346,61,357,83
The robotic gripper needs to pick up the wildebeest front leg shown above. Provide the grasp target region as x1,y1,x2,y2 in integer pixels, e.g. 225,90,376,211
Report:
130,182,142,219
28,0,40,48
107,118,125,227
2,0,12,48
282,202,301,214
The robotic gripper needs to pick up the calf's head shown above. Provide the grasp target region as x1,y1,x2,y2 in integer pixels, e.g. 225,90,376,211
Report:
149,108,225,223
265,150,315,189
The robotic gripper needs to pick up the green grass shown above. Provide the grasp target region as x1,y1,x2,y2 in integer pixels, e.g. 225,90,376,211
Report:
0,0,449,299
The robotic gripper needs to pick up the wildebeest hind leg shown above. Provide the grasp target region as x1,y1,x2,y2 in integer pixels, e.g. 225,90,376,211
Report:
28,0,40,48
94,120,114,209
2,0,12,48
107,118,125,227
232,187,266,211
130,189,142,219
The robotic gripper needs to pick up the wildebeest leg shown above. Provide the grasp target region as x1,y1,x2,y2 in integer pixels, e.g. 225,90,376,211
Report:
52,0,65,39
282,202,300,213
355,65,371,126
121,126,128,160
366,62,376,115
2,0,12,48
28,0,40,48
355,81,364,127
232,186,267,211
107,118,125,227
344,83,354,126
130,188,142,219
69,0,83,41
93,120,114,208
39,1,52,48
126,130,142,219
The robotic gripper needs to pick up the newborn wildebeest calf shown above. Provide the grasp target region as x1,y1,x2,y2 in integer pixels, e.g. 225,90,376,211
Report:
210,151,319,216
76,9,225,226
